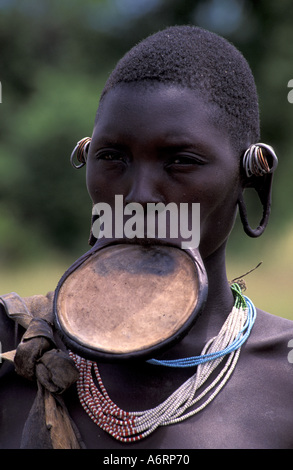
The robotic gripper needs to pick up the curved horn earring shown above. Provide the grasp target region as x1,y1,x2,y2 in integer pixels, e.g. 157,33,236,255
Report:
238,143,278,238
70,137,91,169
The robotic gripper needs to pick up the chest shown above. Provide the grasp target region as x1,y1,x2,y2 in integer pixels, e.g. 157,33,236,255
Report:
64,357,293,449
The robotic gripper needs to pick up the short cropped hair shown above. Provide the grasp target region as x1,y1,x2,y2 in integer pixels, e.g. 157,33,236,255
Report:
100,26,260,156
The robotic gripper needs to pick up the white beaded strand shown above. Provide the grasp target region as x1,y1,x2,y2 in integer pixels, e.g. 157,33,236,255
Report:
70,298,254,443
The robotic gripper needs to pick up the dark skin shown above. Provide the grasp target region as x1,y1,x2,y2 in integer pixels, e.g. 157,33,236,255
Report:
86,84,238,350
1,83,293,449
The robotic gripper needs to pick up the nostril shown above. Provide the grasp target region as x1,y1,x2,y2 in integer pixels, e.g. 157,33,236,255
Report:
124,196,163,209
124,185,164,208
124,164,165,207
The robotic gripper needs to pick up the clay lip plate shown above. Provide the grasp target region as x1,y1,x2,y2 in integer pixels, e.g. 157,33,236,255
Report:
55,244,200,357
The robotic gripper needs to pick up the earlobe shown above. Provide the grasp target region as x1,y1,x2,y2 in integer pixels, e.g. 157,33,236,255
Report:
238,143,278,238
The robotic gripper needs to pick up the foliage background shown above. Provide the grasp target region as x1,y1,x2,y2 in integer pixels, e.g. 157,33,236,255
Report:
0,0,293,318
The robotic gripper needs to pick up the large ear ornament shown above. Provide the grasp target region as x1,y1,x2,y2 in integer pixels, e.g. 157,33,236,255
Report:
70,137,91,169
238,143,278,238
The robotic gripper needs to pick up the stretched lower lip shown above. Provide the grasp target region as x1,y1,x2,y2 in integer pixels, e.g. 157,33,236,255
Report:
54,232,207,363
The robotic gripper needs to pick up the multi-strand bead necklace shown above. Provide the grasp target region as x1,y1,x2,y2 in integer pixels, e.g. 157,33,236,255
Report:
69,284,256,443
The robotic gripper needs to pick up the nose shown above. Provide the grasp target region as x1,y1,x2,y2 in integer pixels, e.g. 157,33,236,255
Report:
124,164,164,208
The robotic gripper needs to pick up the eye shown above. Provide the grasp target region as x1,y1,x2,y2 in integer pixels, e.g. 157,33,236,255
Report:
173,156,197,164
166,153,206,168
96,150,127,163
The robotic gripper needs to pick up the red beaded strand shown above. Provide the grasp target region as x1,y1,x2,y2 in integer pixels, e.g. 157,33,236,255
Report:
70,352,144,442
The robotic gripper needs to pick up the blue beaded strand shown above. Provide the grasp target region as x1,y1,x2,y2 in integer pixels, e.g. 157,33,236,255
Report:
147,284,257,368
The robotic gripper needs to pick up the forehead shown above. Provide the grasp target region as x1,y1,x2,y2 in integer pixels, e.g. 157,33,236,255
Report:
93,84,232,154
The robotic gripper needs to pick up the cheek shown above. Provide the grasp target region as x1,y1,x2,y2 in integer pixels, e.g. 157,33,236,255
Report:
86,172,101,203
198,178,240,255
86,164,116,203
201,176,239,220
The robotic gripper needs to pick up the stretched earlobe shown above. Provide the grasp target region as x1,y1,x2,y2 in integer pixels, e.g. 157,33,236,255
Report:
238,143,278,238
237,182,272,238
70,137,91,169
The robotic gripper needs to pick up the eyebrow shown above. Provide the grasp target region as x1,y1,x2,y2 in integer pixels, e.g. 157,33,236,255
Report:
92,116,222,155
154,132,217,156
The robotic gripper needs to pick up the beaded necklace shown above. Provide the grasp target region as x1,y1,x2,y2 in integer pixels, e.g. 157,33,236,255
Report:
70,284,256,443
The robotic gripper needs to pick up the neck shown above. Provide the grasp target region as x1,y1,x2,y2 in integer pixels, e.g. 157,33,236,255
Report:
202,244,235,321
153,244,234,361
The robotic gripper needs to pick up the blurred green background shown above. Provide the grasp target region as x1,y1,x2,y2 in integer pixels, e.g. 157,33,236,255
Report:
0,0,293,318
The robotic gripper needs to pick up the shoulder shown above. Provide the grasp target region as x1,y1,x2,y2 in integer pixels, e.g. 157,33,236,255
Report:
256,307,293,330
250,307,293,347
0,292,54,371
243,306,293,383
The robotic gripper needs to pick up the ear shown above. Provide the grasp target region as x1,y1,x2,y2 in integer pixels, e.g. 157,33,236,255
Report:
237,143,278,238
